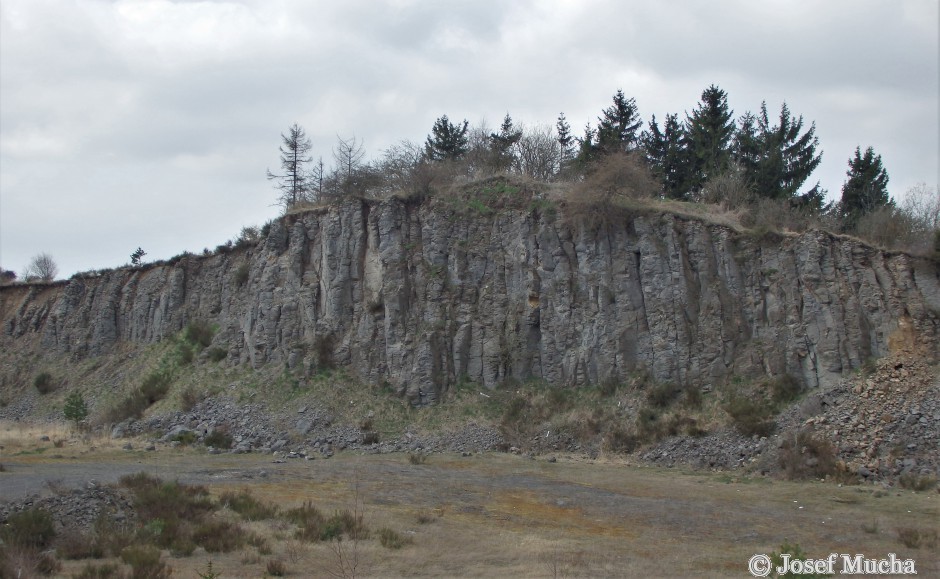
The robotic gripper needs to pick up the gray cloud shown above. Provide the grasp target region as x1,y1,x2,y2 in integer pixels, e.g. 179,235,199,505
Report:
1,0,937,277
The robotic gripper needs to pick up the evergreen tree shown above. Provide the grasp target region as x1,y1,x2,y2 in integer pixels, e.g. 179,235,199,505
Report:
737,102,822,200
840,146,890,221
556,112,574,167
596,89,642,153
642,113,691,200
267,123,312,209
573,122,599,170
685,85,735,192
489,113,522,171
130,247,146,266
63,391,88,425
425,115,469,161
732,111,761,174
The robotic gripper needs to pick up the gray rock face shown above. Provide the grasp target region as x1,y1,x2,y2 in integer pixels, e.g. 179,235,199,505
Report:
2,200,938,401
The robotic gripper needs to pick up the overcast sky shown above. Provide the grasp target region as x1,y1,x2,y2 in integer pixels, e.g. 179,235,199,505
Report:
1,0,938,278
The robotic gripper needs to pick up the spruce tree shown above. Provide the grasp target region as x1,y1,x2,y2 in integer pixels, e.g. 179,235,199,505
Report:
596,89,642,153
489,113,522,171
642,113,691,200
737,102,822,200
685,85,735,192
840,146,890,221
573,122,599,170
556,112,574,167
425,115,469,161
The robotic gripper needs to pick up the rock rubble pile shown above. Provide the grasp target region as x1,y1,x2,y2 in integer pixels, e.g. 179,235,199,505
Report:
113,395,504,457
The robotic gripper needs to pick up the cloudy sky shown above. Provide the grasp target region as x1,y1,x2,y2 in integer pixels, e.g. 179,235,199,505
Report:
1,0,937,278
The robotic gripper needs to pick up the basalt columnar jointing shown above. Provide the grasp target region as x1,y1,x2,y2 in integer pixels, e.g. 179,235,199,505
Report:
2,197,938,403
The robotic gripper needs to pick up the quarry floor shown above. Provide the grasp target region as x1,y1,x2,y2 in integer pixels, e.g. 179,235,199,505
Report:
1,429,937,578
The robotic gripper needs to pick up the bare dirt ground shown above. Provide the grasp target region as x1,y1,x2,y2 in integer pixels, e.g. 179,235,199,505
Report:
2,428,937,578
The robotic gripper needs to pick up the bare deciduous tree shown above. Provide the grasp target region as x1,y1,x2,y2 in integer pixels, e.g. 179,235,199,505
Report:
331,135,368,197
23,252,58,282
333,136,365,180
309,156,326,203
900,182,940,233
374,140,426,196
516,124,561,181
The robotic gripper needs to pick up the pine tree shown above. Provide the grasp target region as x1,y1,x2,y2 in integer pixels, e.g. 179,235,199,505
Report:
840,146,890,221
425,115,469,161
685,85,735,192
267,123,312,210
596,89,642,154
737,102,822,200
642,113,691,200
489,113,522,171
130,247,146,266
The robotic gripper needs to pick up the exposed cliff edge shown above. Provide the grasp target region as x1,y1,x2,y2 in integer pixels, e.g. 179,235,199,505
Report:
2,196,938,403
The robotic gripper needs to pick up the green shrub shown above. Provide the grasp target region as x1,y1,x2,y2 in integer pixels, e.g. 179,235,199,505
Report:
313,334,336,370
603,426,642,453
285,501,327,542
682,385,703,409
120,545,172,579
207,347,228,362
33,372,56,394
92,513,134,557
180,385,202,412
220,490,279,520
898,473,938,491
645,382,681,409
184,320,214,349
204,428,233,450
725,396,776,437
127,477,214,521
325,509,369,541
106,370,173,423
378,527,412,549
896,527,938,549
770,374,803,405
778,429,838,480
192,520,245,553
103,392,149,423
0,545,60,577
171,430,198,445
234,263,250,286
139,371,172,404
177,342,195,364
2,508,56,548
55,529,104,560
501,395,529,426
769,542,832,578
266,558,288,576
636,405,673,440
248,533,272,555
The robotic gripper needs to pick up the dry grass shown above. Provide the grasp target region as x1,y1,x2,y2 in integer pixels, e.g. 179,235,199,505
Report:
9,449,928,578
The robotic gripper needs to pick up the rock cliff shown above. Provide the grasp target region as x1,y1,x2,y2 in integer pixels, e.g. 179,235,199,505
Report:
2,197,938,403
